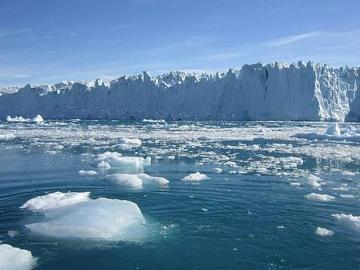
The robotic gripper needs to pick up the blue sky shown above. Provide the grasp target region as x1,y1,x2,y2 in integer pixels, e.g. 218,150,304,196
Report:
1,0,360,86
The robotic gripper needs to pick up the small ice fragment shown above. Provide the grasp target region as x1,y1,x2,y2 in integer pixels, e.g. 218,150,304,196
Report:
182,172,209,181
213,167,223,173
105,174,143,189
325,123,341,136
316,227,334,237
307,174,323,189
305,193,335,202
79,170,98,176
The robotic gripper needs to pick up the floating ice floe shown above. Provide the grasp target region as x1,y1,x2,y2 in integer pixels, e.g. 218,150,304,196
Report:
0,244,37,270
332,213,360,233
316,227,334,237
94,152,151,173
105,173,169,189
182,172,209,181
21,191,90,211
213,167,223,174
78,170,98,176
307,174,324,189
21,191,146,241
305,193,335,202
117,137,142,149
6,114,44,124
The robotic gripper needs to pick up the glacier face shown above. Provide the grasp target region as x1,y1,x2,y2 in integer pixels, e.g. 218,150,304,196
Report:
0,61,359,121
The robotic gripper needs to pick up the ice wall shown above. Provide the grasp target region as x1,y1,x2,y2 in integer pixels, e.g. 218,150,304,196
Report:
0,61,359,121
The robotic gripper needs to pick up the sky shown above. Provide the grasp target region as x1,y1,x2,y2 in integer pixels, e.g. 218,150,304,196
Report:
1,0,360,87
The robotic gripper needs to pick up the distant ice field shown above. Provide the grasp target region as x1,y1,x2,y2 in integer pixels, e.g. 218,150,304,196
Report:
0,120,360,269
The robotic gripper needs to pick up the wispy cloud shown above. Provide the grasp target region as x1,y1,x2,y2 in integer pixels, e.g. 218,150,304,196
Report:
0,27,32,38
263,31,321,47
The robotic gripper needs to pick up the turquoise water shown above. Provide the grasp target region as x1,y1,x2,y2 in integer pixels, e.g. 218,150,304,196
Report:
0,121,360,269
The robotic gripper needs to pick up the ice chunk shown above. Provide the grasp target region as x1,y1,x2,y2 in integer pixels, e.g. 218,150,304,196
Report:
105,174,143,188
24,193,146,241
305,193,335,202
94,152,151,173
325,123,341,136
97,161,111,170
307,174,323,189
137,173,169,186
79,170,98,176
0,244,37,270
118,137,142,149
21,191,90,211
316,227,334,237
213,168,223,173
182,172,209,181
32,114,44,123
105,173,169,188
332,213,360,233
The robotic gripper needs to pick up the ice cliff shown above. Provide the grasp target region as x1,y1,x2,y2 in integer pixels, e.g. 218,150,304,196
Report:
1,61,359,121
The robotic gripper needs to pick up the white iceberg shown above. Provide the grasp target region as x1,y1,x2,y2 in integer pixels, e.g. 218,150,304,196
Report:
0,244,37,270
94,152,151,173
182,172,209,181
105,173,169,189
22,192,147,241
315,227,334,237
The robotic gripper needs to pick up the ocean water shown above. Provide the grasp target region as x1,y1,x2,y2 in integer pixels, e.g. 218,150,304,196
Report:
0,120,360,270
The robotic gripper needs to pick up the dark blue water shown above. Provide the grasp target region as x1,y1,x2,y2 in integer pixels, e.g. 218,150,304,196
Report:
0,121,360,269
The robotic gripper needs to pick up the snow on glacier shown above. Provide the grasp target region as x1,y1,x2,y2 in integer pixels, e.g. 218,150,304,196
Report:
1,62,359,121
22,192,147,241
0,244,37,270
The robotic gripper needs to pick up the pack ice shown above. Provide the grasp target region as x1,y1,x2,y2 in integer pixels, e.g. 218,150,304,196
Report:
1,61,360,121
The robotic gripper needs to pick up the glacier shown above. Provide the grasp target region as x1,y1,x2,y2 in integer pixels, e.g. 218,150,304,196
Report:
1,61,359,121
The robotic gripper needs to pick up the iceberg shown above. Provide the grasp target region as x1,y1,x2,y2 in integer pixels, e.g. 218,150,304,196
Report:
22,191,147,241
315,227,334,237
94,152,151,173
182,172,209,181
0,244,37,270
104,173,169,189
1,62,360,121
